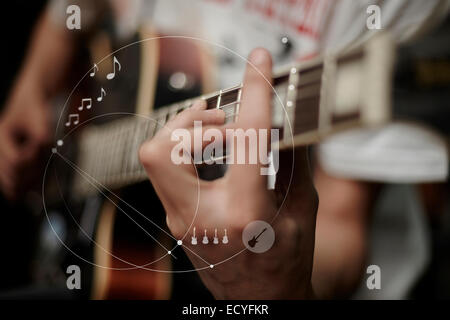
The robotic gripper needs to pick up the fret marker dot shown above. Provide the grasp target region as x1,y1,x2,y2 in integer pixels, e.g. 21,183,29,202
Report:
288,84,295,91
57,140,63,146
291,68,297,74
168,251,171,255
177,240,182,246
287,101,293,108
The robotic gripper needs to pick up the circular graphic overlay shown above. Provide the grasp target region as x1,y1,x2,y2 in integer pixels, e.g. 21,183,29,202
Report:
242,220,275,253
42,36,295,273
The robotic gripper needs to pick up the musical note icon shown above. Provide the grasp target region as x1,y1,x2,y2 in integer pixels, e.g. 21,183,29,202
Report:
106,56,121,80
65,114,79,127
90,63,98,77
97,87,106,102
78,98,92,111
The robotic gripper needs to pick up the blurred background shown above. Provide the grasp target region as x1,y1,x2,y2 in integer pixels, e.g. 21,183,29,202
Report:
0,0,449,300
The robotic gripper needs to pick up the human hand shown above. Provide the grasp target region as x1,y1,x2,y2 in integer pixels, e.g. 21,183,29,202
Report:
0,79,51,200
139,48,318,299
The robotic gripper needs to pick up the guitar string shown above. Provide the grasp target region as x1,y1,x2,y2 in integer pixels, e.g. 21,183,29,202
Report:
180,243,212,267
64,149,216,267
75,136,180,242
67,146,216,267
54,168,172,269
102,96,242,181
56,152,177,258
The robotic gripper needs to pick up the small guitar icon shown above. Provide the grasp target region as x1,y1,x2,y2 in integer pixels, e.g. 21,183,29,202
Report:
202,229,209,244
213,228,219,244
247,228,267,248
191,227,197,245
222,229,229,244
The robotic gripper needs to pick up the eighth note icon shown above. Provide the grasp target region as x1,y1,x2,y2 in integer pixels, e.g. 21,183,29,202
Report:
65,114,79,127
78,98,92,111
97,88,106,102
90,63,98,77
106,56,121,80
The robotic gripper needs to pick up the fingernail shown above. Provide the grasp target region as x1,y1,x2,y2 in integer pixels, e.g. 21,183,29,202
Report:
249,48,271,66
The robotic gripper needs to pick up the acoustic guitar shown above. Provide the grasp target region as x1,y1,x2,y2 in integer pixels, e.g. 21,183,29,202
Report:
41,20,449,300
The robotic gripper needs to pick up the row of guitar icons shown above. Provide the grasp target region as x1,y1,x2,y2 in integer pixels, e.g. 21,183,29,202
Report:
191,227,229,245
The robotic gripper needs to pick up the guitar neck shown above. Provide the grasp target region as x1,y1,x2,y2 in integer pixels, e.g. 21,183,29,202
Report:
73,33,394,197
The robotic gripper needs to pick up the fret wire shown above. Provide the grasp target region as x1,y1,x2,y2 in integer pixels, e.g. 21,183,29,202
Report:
107,126,114,183
135,120,144,172
155,108,169,133
225,113,238,119
113,123,121,183
143,117,151,141
216,90,222,109
104,128,112,182
126,123,138,177
116,122,127,183
126,122,136,179
98,129,104,181
147,113,157,139
104,126,112,182
90,131,99,184
120,124,131,181
218,100,240,110
129,121,139,175
98,130,106,182
235,86,242,121
110,124,120,184
135,119,147,171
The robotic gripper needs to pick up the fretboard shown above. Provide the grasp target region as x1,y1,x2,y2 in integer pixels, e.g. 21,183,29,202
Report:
73,33,394,197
